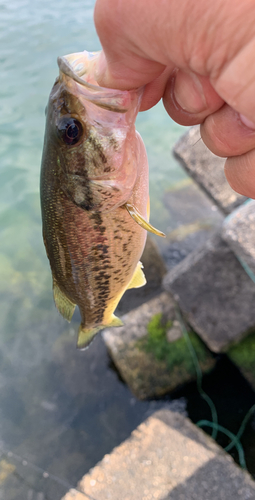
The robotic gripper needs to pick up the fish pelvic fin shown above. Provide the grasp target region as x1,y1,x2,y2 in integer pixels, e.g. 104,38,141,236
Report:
53,279,76,322
127,261,146,289
77,315,124,350
124,203,165,238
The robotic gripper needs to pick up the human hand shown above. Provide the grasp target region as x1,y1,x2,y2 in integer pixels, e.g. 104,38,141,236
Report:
94,0,255,198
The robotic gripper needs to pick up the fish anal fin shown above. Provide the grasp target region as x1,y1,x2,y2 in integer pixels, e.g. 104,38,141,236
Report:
125,203,165,238
127,261,146,289
53,279,76,322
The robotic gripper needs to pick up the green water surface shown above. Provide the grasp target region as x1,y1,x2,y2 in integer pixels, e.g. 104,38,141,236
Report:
0,0,187,497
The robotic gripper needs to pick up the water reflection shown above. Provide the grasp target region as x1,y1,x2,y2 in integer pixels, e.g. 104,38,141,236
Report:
0,0,187,497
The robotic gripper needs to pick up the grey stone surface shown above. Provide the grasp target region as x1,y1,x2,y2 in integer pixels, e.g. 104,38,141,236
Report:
163,233,255,352
103,292,215,399
62,409,255,500
222,199,255,277
160,180,223,270
174,126,246,214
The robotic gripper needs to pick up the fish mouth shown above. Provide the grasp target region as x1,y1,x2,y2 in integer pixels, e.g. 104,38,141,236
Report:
57,55,102,92
57,51,143,113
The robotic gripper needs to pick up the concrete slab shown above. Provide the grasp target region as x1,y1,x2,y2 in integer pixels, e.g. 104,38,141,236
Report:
222,199,255,277
160,180,223,270
163,234,255,352
103,293,215,399
62,409,255,500
174,126,246,214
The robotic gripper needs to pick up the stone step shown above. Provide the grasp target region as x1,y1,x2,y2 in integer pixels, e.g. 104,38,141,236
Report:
103,292,215,399
62,409,255,500
163,233,255,352
222,199,255,278
173,126,246,214
160,179,223,270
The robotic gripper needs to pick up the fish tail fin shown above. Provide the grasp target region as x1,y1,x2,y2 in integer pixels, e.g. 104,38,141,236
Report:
77,324,102,350
77,315,123,350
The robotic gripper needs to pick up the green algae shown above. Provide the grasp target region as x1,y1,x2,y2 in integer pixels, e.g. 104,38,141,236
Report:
137,313,212,375
228,331,255,389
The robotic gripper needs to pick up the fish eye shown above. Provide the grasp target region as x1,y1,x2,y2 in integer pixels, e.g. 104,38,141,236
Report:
57,117,83,146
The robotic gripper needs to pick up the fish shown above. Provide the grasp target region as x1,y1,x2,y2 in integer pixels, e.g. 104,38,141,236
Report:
40,50,165,349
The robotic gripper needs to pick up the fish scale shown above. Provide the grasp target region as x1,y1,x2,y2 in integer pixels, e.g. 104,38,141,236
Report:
40,50,164,349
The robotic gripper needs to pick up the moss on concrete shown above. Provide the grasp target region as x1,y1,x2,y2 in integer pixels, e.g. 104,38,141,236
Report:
137,313,213,376
228,330,255,390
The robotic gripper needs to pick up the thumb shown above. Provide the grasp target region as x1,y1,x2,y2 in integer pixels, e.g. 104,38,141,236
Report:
213,38,255,125
94,50,166,90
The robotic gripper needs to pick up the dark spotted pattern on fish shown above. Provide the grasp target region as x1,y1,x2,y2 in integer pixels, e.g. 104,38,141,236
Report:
40,50,148,344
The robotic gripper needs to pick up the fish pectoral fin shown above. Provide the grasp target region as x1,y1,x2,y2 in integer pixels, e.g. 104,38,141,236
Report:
127,261,146,289
124,203,165,238
53,279,76,322
77,315,123,350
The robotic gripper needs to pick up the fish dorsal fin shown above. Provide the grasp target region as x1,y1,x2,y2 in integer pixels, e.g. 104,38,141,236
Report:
125,203,165,237
127,261,146,289
53,279,76,322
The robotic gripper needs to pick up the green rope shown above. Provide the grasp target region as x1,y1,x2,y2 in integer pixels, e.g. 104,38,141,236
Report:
224,404,255,453
176,306,255,469
175,307,218,439
196,420,246,469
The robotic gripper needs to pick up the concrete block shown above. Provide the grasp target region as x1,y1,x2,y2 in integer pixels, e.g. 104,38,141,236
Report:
103,292,215,399
163,234,255,352
222,199,255,277
62,409,255,500
174,126,246,214
160,180,223,269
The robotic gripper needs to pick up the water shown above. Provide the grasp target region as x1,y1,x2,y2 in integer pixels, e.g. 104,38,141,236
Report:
2,1,255,498
0,0,188,497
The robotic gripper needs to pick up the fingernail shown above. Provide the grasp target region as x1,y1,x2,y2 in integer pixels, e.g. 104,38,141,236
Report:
94,51,108,86
239,114,255,130
174,71,207,113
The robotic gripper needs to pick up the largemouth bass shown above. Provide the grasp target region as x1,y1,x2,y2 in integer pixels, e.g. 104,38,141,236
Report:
40,50,164,349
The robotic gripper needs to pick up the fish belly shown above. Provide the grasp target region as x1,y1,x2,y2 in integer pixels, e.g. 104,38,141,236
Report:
43,191,147,347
